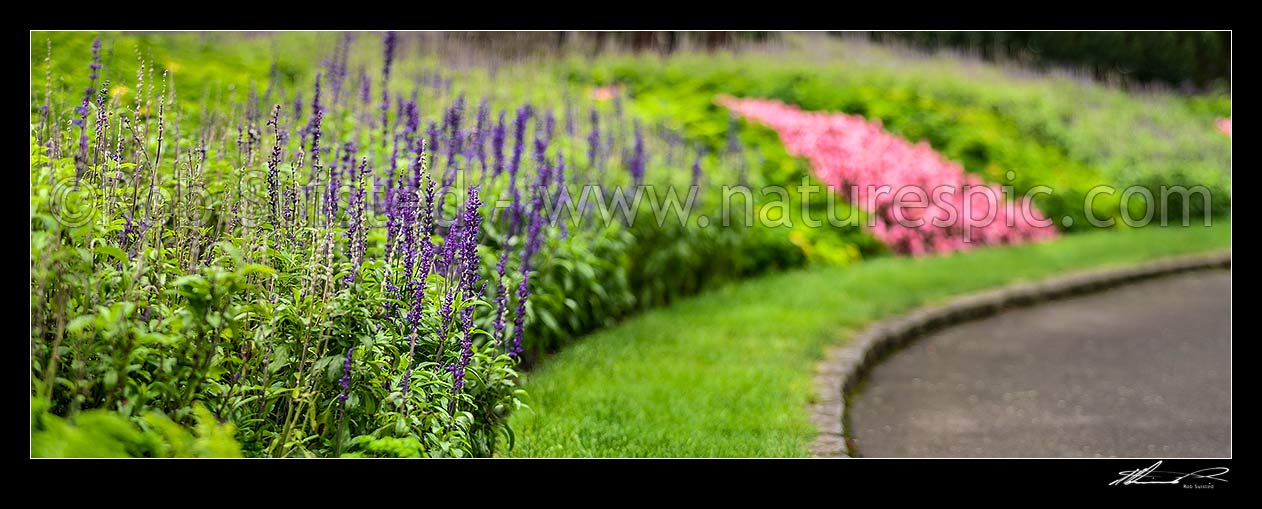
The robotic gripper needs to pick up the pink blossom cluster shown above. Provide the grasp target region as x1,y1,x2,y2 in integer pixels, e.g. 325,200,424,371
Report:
718,96,1059,255
1217,117,1231,137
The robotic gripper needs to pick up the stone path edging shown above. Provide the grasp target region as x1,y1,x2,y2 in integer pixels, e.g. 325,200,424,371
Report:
808,249,1232,458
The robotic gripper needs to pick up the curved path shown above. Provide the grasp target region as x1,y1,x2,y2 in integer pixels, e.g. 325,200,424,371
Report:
848,269,1231,457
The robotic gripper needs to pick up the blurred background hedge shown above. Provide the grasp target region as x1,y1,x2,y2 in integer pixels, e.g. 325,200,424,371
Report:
866,31,1230,90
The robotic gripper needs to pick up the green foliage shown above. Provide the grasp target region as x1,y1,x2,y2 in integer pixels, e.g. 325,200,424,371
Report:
31,397,242,457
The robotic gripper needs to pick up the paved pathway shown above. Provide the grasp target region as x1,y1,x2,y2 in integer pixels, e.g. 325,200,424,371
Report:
848,269,1231,457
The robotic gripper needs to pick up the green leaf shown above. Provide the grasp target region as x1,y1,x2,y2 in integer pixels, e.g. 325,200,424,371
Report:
94,244,128,264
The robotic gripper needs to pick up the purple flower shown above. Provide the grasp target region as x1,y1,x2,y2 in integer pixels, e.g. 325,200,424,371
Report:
543,111,556,148
358,66,371,105
338,347,355,402
304,72,323,139
383,32,398,80
458,185,484,293
450,186,484,392
425,120,440,168
445,93,465,172
554,153,569,239
345,157,369,283
509,215,538,362
510,272,531,359
491,111,507,177
88,37,101,79
474,98,490,176
381,31,398,148
587,109,600,170
292,91,304,122
266,104,284,222
510,178,550,359
509,105,532,178
404,100,420,142
506,105,533,236
75,37,102,173
629,120,645,186
327,33,353,104
533,123,550,169
491,250,510,348
405,153,438,331
400,369,411,397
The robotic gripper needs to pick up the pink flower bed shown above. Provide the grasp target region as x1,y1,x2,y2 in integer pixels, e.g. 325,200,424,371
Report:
1217,117,1231,137
718,96,1058,255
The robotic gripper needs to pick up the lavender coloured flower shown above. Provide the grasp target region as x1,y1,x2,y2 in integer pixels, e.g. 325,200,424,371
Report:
491,250,510,347
382,32,398,80
445,93,465,172
491,111,507,177
344,157,369,284
400,368,411,397
509,105,533,178
543,110,556,148
338,347,355,402
449,186,485,392
404,100,420,141
629,120,645,186
522,188,547,270
474,98,490,175
458,185,484,293
434,219,461,281
506,105,533,236
425,120,440,171
380,31,398,148
327,33,352,104
358,65,371,105
533,124,550,169
554,154,569,239
292,91,304,122
587,109,600,169
92,81,109,168
405,157,439,332
88,38,101,80
266,104,283,222
75,37,102,174
304,79,324,207
510,271,531,359
509,179,550,359
384,138,401,241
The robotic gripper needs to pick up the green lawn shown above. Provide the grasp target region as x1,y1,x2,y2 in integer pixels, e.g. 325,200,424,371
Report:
505,223,1231,457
